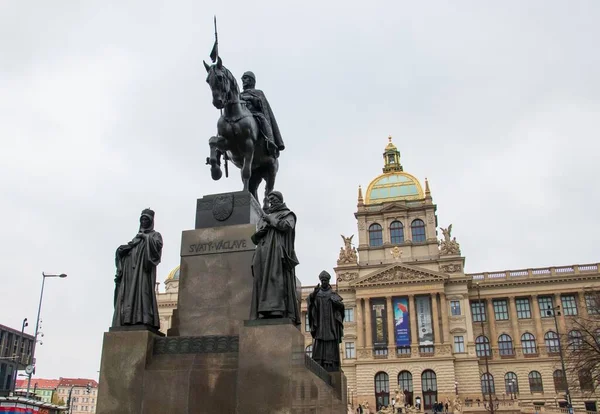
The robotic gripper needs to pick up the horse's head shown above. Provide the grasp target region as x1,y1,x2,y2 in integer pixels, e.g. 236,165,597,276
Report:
204,57,239,109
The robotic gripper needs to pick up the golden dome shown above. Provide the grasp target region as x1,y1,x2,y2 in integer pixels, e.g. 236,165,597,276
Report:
365,172,424,204
166,265,180,282
364,137,424,204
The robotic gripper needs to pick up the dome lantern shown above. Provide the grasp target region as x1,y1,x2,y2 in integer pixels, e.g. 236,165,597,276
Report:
382,136,403,173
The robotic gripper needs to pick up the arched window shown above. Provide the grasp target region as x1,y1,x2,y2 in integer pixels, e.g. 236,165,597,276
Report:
521,333,537,355
390,221,404,244
545,331,560,353
421,370,438,411
398,371,414,406
374,372,390,410
411,219,426,242
528,371,543,392
481,373,495,394
475,335,491,357
498,334,514,356
504,372,519,394
369,223,383,247
305,344,313,358
568,330,583,350
553,370,567,392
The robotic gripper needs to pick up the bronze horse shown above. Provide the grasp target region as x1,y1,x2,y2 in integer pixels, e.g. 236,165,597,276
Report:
204,57,278,209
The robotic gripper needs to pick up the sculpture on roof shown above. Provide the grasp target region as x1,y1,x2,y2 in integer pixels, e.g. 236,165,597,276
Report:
112,209,163,331
439,224,461,256
337,234,358,265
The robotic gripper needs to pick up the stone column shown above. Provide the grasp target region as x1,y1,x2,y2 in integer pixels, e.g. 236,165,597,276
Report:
365,299,373,349
531,295,545,346
409,295,418,350
508,296,520,340
486,299,498,349
386,296,396,354
431,293,440,344
578,292,589,317
439,292,450,344
554,293,567,333
356,298,364,349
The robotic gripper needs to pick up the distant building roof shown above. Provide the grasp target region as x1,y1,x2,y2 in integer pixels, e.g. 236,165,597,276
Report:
0,324,35,340
15,379,60,390
57,378,98,388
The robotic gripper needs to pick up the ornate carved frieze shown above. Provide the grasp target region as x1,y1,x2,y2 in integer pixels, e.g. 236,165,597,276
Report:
358,349,371,359
352,264,447,286
337,272,359,282
440,263,462,273
154,336,238,355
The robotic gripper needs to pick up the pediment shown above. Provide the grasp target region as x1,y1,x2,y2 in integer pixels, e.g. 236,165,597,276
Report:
350,263,448,287
379,202,409,212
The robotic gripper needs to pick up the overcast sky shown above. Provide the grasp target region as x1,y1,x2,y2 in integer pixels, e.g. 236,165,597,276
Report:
1,1,599,381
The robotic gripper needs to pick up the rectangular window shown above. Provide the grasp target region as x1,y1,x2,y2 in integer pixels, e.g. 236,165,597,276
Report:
561,295,578,316
419,345,434,354
585,293,600,315
304,313,310,332
345,342,356,359
516,298,531,319
493,299,509,321
538,296,554,318
344,308,355,322
450,301,461,316
471,301,486,322
396,346,411,356
454,336,465,353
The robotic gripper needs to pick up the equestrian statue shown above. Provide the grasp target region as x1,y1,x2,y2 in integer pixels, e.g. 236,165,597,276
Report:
203,56,284,209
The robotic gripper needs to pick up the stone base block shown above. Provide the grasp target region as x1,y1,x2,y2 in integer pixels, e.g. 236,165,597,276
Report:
236,320,346,413
96,330,154,414
172,223,257,337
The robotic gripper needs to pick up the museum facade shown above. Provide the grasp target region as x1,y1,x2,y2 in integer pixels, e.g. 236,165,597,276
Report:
157,137,600,412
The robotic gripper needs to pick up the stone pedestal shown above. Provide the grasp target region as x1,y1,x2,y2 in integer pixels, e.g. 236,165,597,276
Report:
97,191,346,413
169,223,257,337
96,330,155,414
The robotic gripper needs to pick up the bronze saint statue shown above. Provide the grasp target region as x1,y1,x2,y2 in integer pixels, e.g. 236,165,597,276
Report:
249,191,300,324
240,71,285,153
204,58,279,209
307,271,345,372
112,209,163,330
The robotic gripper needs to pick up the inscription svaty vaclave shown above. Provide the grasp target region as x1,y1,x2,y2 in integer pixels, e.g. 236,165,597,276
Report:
181,224,256,257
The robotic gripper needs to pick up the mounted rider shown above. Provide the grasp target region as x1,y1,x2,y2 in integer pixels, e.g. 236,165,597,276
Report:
240,71,285,156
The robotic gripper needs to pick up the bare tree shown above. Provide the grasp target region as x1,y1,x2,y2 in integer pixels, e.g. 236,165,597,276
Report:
563,291,600,392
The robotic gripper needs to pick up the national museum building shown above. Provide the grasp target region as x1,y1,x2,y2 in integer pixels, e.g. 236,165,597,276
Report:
157,138,600,411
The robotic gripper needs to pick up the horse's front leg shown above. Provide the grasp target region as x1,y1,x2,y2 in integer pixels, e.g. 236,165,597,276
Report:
207,135,223,180
240,138,254,191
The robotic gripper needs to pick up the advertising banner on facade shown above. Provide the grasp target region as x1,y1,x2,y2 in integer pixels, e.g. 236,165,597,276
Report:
393,297,410,346
415,296,434,345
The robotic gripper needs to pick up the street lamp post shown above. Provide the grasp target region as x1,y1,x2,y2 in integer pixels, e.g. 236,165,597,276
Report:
11,318,28,394
26,272,67,398
454,381,458,396
476,283,495,414
547,305,573,414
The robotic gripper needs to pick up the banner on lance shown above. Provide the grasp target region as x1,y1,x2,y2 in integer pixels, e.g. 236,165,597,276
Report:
393,297,410,346
415,296,434,345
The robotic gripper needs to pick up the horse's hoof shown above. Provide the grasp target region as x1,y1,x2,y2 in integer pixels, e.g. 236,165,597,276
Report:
211,166,222,180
